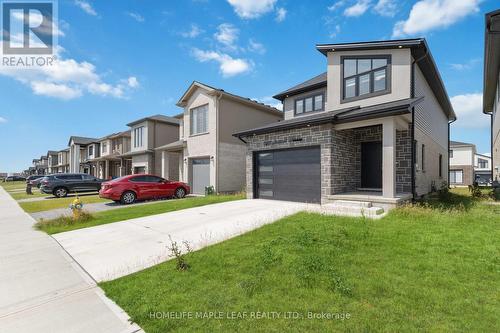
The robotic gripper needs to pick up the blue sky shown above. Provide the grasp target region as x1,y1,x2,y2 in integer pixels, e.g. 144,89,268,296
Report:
0,0,497,172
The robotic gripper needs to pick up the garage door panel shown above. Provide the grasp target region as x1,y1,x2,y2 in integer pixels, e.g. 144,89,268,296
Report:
255,146,321,203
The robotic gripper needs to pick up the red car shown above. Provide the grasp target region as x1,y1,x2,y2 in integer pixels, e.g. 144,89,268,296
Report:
99,174,190,204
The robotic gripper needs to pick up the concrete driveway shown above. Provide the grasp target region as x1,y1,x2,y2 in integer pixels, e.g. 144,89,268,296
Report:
0,187,141,333
54,199,313,282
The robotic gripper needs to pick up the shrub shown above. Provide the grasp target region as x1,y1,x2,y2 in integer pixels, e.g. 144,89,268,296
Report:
437,181,450,202
35,211,93,230
470,184,483,199
490,188,500,201
167,236,192,271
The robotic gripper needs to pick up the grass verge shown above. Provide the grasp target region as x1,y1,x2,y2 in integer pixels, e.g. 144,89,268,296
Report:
20,194,110,213
35,194,245,234
100,191,500,332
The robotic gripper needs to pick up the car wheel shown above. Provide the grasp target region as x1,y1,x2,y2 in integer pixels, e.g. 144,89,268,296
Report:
175,187,186,199
120,191,136,204
53,187,68,198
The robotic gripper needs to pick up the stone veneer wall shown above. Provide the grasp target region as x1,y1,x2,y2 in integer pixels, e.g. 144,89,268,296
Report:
245,124,333,201
396,126,412,193
244,122,413,201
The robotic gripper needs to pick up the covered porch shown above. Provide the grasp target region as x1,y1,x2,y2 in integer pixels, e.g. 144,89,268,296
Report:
329,114,413,204
156,140,185,181
91,156,132,179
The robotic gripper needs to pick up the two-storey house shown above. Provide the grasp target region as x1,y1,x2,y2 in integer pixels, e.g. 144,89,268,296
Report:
56,148,70,173
121,115,179,175
484,9,500,182
235,39,456,211
46,151,59,174
67,136,99,174
156,82,282,194
449,141,476,186
474,153,492,184
89,131,132,179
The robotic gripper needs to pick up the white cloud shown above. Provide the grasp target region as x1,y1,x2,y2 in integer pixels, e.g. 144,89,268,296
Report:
248,39,266,54
373,0,397,17
329,24,341,38
0,50,139,100
328,1,346,11
127,12,145,22
344,0,371,17
0,117,7,123
450,58,481,71
180,24,203,38
451,93,489,129
227,0,277,19
192,48,252,77
393,0,480,37
74,0,97,16
275,7,287,22
214,23,239,49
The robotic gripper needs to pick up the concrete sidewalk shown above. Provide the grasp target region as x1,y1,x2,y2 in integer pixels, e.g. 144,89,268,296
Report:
54,199,312,282
0,187,142,333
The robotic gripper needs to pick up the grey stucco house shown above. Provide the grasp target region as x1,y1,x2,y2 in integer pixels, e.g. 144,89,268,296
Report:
235,38,456,208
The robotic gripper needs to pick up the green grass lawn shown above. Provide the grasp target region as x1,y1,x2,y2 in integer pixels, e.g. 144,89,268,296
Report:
35,194,245,234
0,180,27,191
100,191,500,333
10,191,52,200
20,194,110,213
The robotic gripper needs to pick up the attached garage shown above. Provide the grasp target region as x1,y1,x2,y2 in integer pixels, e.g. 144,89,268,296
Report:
254,146,321,203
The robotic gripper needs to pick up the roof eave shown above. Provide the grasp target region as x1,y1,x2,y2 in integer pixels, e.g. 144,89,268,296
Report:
483,10,500,114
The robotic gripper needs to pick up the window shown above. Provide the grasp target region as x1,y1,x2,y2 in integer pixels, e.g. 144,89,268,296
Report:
439,154,443,178
88,145,93,156
342,56,390,102
190,104,209,135
449,170,463,184
130,175,148,182
102,142,108,154
133,126,144,148
83,174,96,180
294,93,324,115
421,144,425,172
478,158,488,168
449,149,453,158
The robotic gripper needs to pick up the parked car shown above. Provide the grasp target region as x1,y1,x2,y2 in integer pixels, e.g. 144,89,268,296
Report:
5,176,26,182
26,175,44,183
40,173,104,198
99,174,190,204
27,175,46,188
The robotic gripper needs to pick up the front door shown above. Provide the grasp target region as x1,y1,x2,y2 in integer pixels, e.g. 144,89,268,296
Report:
361,141,382,189
191,158,210,194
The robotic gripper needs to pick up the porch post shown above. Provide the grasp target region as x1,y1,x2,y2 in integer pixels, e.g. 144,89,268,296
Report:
161,150,168,178
105,160,109,179
382,118,396,198
119,158,123,177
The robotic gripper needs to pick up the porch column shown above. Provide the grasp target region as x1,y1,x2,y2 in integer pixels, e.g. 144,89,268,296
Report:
105,160,109,179
382,118,396,198
119,159,123,177
161,150,168,178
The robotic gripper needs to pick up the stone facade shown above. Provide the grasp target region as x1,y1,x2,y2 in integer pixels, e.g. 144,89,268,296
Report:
244,122,413,203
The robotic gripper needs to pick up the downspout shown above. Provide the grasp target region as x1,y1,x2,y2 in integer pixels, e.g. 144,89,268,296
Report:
491,113,494,181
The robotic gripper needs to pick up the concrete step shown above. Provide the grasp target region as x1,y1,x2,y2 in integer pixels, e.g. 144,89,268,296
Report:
315,203,385,218
330,200,372,208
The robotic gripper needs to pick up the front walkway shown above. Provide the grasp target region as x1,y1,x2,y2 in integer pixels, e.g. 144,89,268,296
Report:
0,187,142,333
53,199,313,282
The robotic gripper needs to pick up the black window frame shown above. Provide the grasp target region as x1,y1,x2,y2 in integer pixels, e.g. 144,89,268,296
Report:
478,158,488,169
421,144,425,172
294,92,325,116
439,154,443,178
88,145,93,156
449,149,453,158
340,55,392,103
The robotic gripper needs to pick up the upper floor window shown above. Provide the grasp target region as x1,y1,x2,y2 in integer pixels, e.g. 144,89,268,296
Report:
295,93,324,115
134,126,144,148
478,158,488,168
88,145,94,156
190,104,208,135
449,149,453,158
102,142,108,154
341,56,391,102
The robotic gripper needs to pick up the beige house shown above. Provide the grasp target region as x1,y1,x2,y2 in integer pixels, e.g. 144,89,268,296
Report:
56,148,70,173
88,131,132,179
46,151,59,174
484,9,500,182
449,140,492,185
68,136,99,174
235,39,456,210
121,115,180,175
156,81,283,194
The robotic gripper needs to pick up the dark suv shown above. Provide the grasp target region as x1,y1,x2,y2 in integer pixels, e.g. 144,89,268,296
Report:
40,173,104,198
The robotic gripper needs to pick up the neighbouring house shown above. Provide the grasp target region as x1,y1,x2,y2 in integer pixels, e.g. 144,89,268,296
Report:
88,131,132,179
36,156,48,175
56,148,70,173
235,38,456,210
475,153,492,184
449,141,476,186
449,140,492,185
46,151,59,174
156,82,283,194
484,9,500,182
121,115,180,175
67,136,99,174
